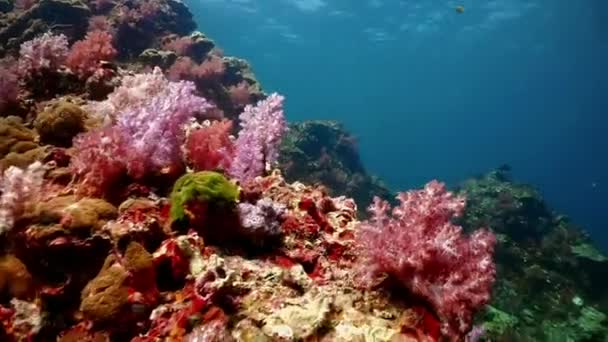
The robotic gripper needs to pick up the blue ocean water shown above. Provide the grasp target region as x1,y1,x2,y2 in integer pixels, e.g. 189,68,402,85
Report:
187,0,608,249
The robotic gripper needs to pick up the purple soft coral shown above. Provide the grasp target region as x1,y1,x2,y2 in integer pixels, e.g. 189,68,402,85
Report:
229,93,287,182
116,79,213,178
237,197,285,243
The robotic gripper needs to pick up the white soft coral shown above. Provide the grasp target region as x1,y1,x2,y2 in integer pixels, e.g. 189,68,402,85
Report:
0,162,45,234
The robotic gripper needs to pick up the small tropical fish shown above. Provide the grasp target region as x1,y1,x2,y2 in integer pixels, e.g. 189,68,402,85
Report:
455,5,465,14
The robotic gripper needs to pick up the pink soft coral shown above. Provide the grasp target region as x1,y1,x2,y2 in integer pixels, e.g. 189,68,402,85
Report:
357,180,496,339
66,30,117,79
70,127,127,196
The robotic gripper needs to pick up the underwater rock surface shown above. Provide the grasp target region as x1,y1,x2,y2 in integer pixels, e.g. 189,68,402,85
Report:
0,0,605,341
457,168,608,340
279,120,394,211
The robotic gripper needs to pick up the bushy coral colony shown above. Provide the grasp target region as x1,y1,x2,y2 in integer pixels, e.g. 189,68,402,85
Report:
0,1,526,341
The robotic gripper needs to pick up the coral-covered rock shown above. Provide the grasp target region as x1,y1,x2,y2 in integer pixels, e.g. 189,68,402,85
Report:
110,0,196,59
0,116,53,170
57,322,111,342
34,195,117,233
80,255,130,323
138,48,177,69
280,120,394,212
0,0,91,55
160,31,215,62
0,0,12,13
0,61,20,114
222,57,263,95
458,168,608,340
261,291,331,340
85,65,118,101
0,116,37,158
4,0,606,341
80,242,159,328
0,298,43,340
152,231,205,286
34,100,87,147
102,197,169,249
0,254,33,299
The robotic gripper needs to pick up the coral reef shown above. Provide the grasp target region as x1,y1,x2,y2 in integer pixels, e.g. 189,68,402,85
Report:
0,1,604,342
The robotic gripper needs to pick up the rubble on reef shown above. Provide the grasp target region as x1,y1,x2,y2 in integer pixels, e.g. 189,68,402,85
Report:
0,1,604,342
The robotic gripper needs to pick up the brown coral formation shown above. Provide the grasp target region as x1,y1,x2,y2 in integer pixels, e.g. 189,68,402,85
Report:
0,116,46,170
0,255,33,300
34,100,87,147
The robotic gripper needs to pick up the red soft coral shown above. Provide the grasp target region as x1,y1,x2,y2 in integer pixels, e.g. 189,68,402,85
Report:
357,180,496,339
185,120,234,172
66,30,117,79
166,56,225,84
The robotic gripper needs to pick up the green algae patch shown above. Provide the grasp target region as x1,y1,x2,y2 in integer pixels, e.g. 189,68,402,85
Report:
169,171,239,223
